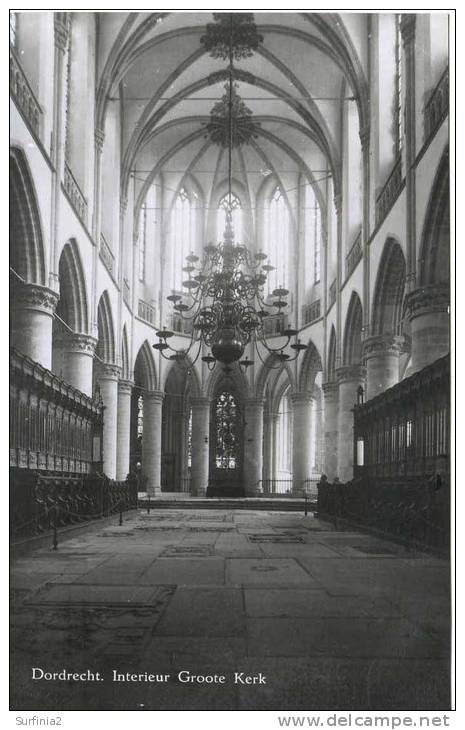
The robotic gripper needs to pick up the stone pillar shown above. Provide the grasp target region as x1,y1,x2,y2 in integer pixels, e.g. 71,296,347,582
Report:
272,413,281,487
405,284,449,374
322,382,339,480
54,332,97,396
190,397,211,496
244,398,264,496
363,334,405,400
142,390,164,496
116,380,133,481
262,410,273,483
98,363,121,480
336,365,366,482
400,14,417,293
291,391,313,493
10,284,59,370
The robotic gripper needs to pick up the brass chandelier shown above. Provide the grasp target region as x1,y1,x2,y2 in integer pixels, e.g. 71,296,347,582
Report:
153,14,307,371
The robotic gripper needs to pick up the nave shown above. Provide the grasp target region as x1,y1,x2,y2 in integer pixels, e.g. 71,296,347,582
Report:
11,508,450,711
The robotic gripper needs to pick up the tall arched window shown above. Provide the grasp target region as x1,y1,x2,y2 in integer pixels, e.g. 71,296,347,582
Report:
265,187,289,293
138,202,147,282
218,193,242,242
170,187,196,292
215,391,239,469
304,184,322,286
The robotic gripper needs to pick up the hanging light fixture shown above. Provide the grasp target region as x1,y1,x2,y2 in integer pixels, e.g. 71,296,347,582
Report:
153,14,307,372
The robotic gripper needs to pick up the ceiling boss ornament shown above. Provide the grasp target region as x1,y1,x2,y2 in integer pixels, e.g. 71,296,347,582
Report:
153,14,307,372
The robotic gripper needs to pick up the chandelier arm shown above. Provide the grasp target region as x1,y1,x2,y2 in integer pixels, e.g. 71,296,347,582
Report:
253,339,285,370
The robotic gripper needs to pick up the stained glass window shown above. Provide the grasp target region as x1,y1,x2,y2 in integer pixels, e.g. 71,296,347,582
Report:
218,193,242,242
215,391,238,469
304,184,322,285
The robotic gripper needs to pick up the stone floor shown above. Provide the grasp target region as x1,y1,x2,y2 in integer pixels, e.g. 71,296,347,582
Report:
10,509,451,711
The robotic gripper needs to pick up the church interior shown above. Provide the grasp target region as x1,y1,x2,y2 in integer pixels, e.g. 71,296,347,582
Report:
10,11,451,712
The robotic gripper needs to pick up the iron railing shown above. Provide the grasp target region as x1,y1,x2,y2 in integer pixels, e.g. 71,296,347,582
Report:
375,156,403,227
346,229,362,278
10,47,42,139
328,279,336,309
99,233,115,277
170,312,193,335
424,67,449,141
262,312,287,337
302,299,321,326
138,299,156,326
123,278,130,307
63,162,88,226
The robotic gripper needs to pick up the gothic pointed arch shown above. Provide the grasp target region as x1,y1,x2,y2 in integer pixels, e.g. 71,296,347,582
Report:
121,324,130,380
96,291,116,364
10,147,46,285
56,239,89,333
371,238,406,336
343,291,363,365
256,352,296,400
419,148,449,286
298,339,323,392
133,340,158,391
327,325,337,381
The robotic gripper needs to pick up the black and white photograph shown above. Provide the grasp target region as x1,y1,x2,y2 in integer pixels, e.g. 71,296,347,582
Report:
9,8,453,716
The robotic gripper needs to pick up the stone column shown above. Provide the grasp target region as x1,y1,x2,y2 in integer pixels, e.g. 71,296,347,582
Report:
98,363,121,480
269,414,280,489
116,380,133,481
291,391,313,494
190,397,211,496
322,382,339,480
336,365,366,482
10,284,59,370
400,14,417,293
244,398,264,496
55,332,97,396
363,334,405,400
262,410,273,484
404,283,449,374
142,390,164,496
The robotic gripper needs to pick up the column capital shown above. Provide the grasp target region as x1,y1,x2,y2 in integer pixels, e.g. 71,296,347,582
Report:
404,283,449,321
99,363,122,381
11,283,59,315
61,332,98,355
322,381,339,397
290,391,314,406
190,396,211,408
362,334,406,359
145,389,164,403
335,364,366,384
118,379,134,395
